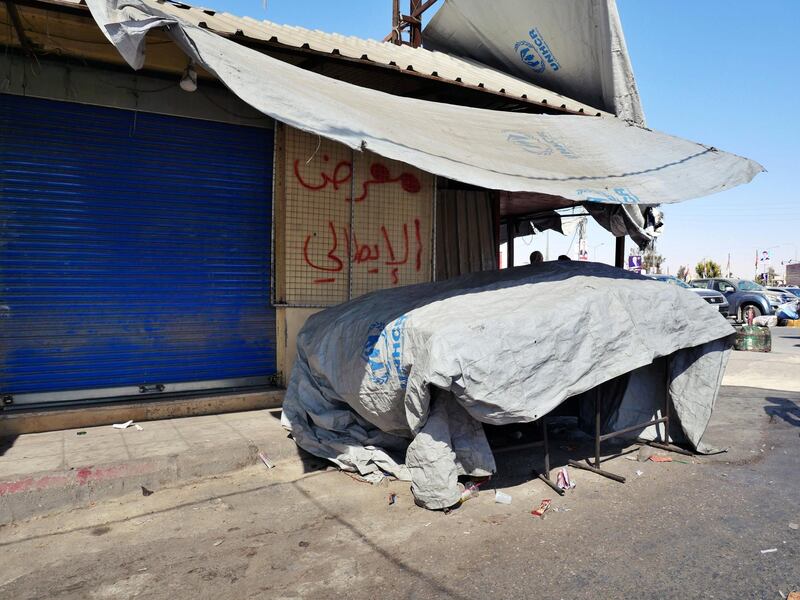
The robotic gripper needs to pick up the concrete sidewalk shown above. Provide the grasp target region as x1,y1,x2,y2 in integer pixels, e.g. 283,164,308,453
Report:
0,409,303,524
724,328,800,392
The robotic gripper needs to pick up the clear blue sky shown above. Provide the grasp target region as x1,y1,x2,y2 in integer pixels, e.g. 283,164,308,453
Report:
204,0,797,278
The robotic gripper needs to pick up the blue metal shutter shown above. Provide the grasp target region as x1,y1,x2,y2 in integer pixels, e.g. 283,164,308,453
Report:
0,94,276,406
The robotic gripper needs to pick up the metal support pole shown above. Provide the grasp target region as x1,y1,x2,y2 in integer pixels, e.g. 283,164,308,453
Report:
542,417,550,478
594,395,601,468
567,391,627,484
662,369,670,443
643,440,694,457
506,220,515,268
391,0,400,44
534,417,565,496
409,0,423,47
641,358,694,456
615,236,625,268
568,459,627,483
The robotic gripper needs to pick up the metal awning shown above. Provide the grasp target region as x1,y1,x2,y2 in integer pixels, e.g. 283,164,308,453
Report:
14,0,607,116
85,0,763,206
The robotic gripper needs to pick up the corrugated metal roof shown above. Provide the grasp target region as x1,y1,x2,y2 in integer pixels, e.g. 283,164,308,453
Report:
41,0,608,116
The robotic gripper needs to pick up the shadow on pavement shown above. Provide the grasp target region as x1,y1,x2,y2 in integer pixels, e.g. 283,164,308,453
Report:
764,396,800,428
0,436,18,457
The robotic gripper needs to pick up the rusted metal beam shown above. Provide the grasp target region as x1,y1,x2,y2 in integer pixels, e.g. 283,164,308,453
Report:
389,0,400,44
411,0,440,19
409,0,423,47
641,440,695,457
567,459,627,483
5,0,36,55
598,417,668,442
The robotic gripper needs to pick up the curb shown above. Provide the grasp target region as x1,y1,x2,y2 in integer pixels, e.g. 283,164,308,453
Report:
0,441,265,524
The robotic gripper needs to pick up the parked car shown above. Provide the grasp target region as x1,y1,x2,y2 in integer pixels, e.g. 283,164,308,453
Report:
767,286,800,299
691,278,789,318
647,275,729,316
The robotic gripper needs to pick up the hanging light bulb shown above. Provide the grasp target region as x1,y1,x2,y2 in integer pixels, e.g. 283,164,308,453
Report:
179,62,197,92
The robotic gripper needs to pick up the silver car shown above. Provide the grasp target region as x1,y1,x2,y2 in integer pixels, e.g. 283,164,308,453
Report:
647,274,730,317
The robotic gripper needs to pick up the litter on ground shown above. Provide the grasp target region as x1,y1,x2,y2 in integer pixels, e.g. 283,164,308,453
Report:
494,490,512,505
531,499,552,519
258,452,275,469
459,482,481,504
112,420,134,429
556,467,576,490
649,456,673,463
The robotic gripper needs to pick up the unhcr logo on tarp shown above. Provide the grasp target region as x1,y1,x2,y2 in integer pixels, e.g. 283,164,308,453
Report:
514,28,560,74
505,131,578,159
363,316,410,388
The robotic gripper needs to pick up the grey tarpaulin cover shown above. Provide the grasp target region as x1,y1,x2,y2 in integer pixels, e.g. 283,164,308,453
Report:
587,204,665,249
280,261,733,509
86,0,763,205
424,0,646,123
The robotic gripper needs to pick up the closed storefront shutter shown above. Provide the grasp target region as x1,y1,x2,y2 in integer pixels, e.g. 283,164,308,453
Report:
0,94,276,407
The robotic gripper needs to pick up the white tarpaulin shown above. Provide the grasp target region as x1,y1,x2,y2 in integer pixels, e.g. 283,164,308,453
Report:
424,0,646,123
86,0,763,205
280,261,734,509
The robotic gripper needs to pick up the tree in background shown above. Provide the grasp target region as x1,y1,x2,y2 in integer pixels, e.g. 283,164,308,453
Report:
695,259,722,279
768,266,777,286
642,242,665,274
676,265,689,281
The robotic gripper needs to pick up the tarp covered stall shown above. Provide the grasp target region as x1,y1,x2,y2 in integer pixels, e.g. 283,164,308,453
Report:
86,0,763,207
424,0,646,123
280,261,734,509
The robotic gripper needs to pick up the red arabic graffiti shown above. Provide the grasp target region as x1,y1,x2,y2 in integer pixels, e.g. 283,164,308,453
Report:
303,219,423,285
293,155,421,202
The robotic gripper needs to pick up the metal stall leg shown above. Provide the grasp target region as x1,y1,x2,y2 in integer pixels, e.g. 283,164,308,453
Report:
640,365,694,457
532,417,565,496
568,395,627,483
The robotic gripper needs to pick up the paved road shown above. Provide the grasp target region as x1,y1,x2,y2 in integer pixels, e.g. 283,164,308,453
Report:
1,382,798,599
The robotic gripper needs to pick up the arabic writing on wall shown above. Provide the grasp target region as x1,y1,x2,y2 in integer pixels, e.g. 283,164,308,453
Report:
303,219,424,285
284,129,433,305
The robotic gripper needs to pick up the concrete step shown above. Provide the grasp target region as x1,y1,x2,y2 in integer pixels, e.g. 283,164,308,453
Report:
0,408,303,524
